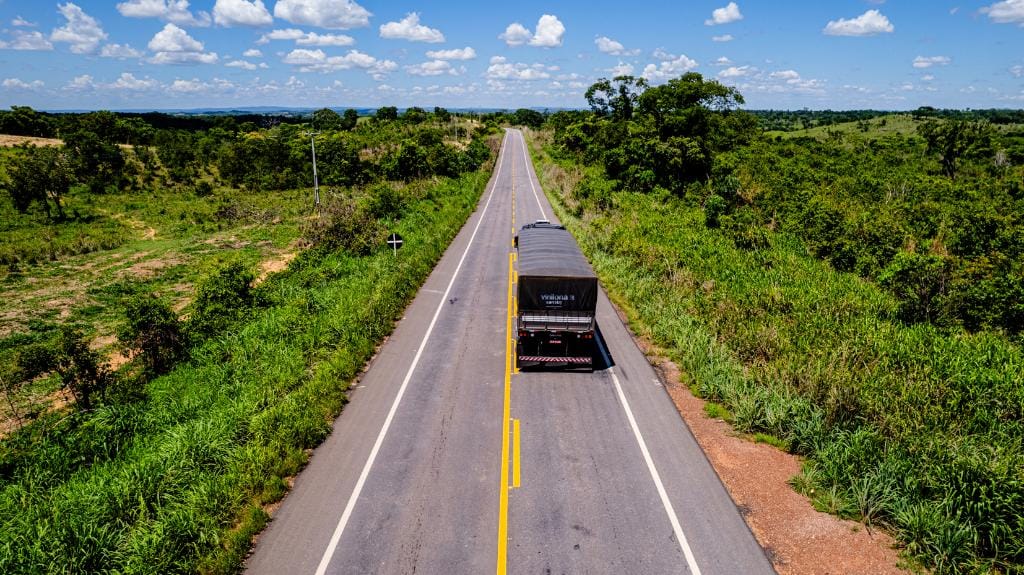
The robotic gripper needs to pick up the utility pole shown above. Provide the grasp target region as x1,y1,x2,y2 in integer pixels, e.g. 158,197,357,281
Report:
304,131,321,213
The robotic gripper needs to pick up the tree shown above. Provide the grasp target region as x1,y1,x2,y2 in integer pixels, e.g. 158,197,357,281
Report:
312,107,343,131
341,108,359,131
63,130,126,193
585,75,648,121
917,119,993,180
375,106,399,122
433,106,451,123
54,326,112,410
1,145,73,219
402,107,428,124
512,108,545,129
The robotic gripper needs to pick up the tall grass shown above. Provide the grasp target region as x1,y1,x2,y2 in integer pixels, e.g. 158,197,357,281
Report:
0,172,487,573
531,135,1023,574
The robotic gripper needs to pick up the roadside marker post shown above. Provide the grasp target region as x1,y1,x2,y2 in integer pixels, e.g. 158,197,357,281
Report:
387,233,404,256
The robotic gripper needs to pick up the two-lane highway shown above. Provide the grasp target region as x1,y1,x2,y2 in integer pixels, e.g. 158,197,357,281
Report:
246,129,774,574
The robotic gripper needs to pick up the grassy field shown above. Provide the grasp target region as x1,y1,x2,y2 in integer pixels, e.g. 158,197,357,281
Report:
527,129,1023,574
765,113,1024,141
0,168,489,572
0,181,311,433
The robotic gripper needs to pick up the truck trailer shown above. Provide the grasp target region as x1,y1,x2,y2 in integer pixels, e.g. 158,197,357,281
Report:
515,221,598,369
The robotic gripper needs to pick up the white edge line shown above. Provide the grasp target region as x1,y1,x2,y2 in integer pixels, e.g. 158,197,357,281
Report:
516,130,547,221
609,367,703,575
313,130,511,575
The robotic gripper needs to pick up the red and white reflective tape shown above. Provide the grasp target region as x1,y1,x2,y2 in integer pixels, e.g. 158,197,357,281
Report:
518,356,592,364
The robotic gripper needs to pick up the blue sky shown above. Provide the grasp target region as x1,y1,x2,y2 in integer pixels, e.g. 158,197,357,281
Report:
0,0,1022,111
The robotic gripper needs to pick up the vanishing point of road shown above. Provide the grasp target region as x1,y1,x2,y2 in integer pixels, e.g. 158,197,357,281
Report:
245,129,775,575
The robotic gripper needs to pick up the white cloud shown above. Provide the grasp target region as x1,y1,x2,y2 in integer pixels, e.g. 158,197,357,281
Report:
168,78,206,92
379,13,444,43
6,30,54,51
921,74,935,81
642,53,698,82
226,59,258,69
1011,65,1024,77
243,48,262,57
405,59,460,76
65,74,95,90
823,10,894,36
148,23,218,64
100,43,143,58
714,56,733,66
486,56,551,80
913,55,951,68
50,3,108,54
257,28,303,42
706,2,743,25
595,36,639,56
111,72,160,90
769,69,799,80
149,23,203,52
425,46,476,60
500,15,565,48
12,17,36,27
274,0,371,30
282,47,396,77
499,23,532,46
213,0,272,27
653,48,675,59
981,0,1024,25
609,61,634,76
530,14,565,47
718,65,755,78
116,0,211,27
712,34,734,42
297,32,354,46
2,78,44,89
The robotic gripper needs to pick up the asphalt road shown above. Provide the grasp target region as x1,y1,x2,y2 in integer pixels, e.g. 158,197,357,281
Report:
245,129,775,575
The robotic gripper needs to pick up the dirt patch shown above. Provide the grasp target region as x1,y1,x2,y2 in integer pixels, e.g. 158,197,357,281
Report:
256,251,296,284
118,255,182,280
0,134,63,147
613,304,907,574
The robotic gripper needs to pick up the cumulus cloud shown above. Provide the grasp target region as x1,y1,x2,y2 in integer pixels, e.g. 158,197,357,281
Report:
282,48,396,77
609,61,634,76
168,78,207,92
226,59,259,69
257,28,356,46
823,10,894,36
100,43,143,58
405,59,460,76
65,74,95,90
213,0,272,27
12,17,36,27
425,46,476,60
1011,64,1024,77
2,78,44,89
913,55,951,68
6,30,54,51
486,55,552,80
499,23,532,46
116,0,211,27
642,53,698,82
379,13,444,43
769,69,799,80
595,36,639,56
51,3,108,54
706,2,743,25
111,72,160,90
713,56,733,66
500,15,565,47
243,48,262,57
981,0,1024,24
718,65,755,78
148,23,218,64
274,0,371,29
712,34,734,42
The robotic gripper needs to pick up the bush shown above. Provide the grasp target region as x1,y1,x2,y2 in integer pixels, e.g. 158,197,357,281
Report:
878,251,950,323
55,326,112,410
704,194,727,228
366,183,406,221
118,293,184,376
304,201,386,256
186,262,257,342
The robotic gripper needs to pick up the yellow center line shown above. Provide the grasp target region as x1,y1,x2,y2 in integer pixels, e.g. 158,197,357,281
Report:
496,152,516,575
512,419,521,488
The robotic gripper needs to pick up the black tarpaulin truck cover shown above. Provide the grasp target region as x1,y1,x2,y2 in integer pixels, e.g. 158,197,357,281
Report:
517,223,598,313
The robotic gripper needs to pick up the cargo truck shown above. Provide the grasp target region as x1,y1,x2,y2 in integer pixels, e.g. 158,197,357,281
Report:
515,221,598,369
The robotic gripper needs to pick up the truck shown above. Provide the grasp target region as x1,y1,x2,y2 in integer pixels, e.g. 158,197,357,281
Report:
515,221,598,369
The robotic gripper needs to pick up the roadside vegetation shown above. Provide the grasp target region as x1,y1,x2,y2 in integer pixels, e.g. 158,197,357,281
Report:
533,74,1023,574
0,104,497,572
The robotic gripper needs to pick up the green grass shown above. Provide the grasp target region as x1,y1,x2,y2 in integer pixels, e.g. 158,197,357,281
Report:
528,131,1023,574
702,401,732,422
0,171,488,573
764,113,1024,142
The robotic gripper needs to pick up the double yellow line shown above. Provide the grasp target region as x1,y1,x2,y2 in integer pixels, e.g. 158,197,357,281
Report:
497,145,521,575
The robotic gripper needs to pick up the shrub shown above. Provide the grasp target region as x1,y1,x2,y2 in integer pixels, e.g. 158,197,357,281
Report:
54,326,112,410
704,194,727,228
186,262,257,342
304,201,386,256
878,251,950,323
118,293,185,376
